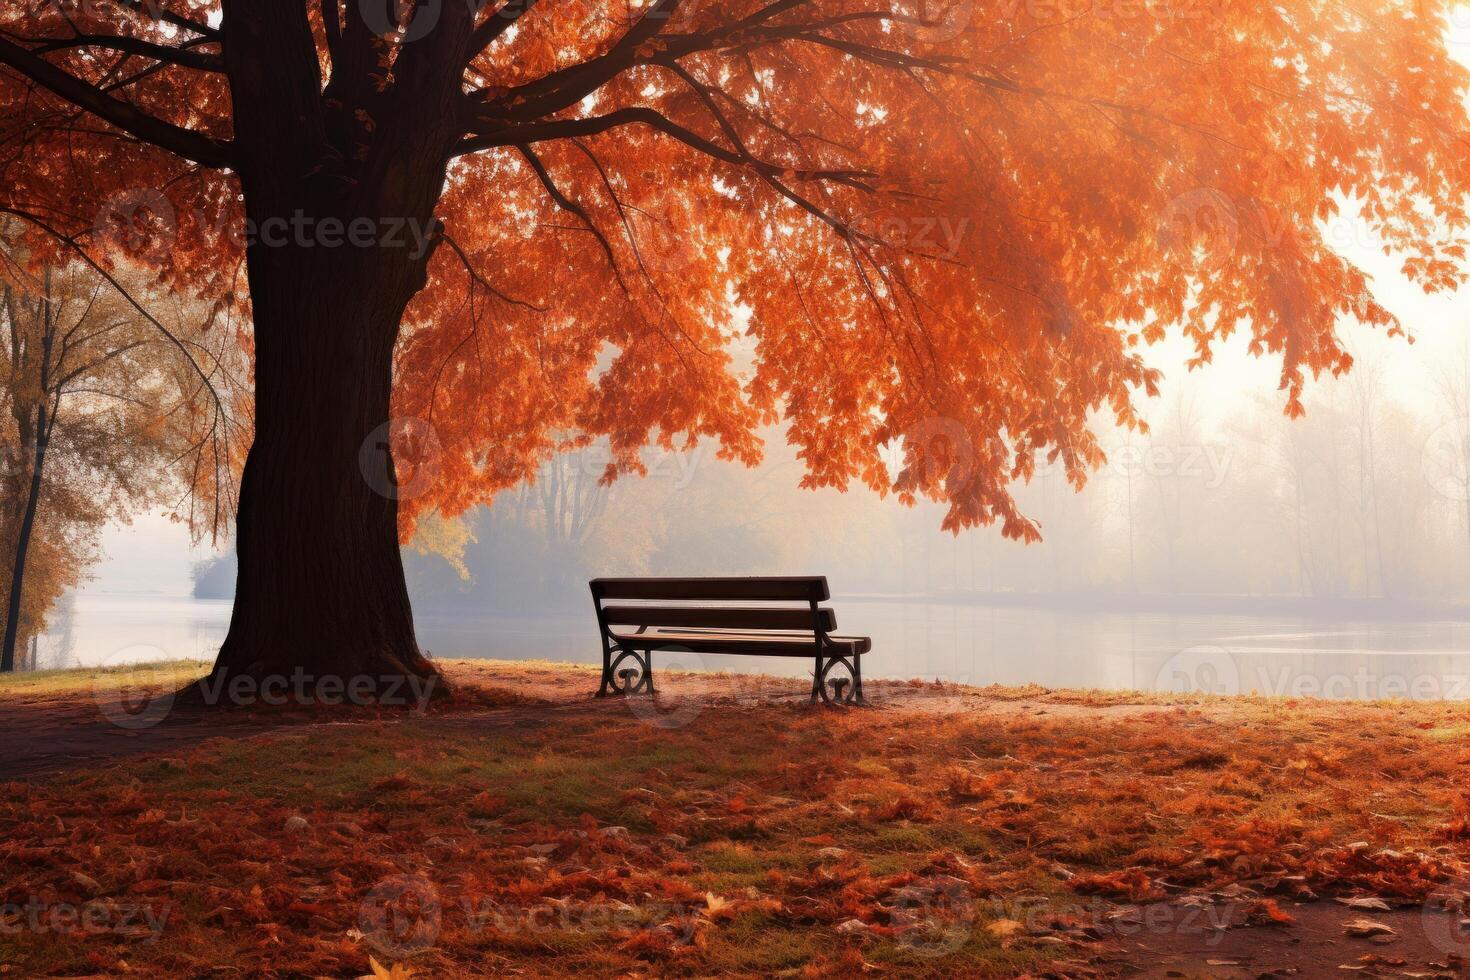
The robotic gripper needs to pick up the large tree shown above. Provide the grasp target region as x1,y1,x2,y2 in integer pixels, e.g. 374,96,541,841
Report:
0,1,1466,693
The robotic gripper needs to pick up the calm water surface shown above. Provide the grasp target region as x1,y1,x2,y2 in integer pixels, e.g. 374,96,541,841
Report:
33,592,1470,700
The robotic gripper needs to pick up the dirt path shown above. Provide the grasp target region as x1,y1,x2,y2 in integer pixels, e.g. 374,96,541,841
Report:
0,691,341,779
1113,902,1467,978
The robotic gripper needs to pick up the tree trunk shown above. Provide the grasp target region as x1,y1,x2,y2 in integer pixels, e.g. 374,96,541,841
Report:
198,234,441,702
1,402,47,673
195,0,476,705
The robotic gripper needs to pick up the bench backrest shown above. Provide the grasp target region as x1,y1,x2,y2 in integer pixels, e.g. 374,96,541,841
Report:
590,576,829,601
590,577,834,634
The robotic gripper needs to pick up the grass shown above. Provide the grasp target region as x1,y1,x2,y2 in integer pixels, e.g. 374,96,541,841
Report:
1,659,1470,976
0,659,209,699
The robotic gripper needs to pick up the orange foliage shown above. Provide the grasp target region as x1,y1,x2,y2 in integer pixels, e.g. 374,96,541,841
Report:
0,2,1467,542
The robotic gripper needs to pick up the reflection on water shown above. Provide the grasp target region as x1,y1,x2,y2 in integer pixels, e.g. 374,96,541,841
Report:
35,594,231,671
35,592,1470,701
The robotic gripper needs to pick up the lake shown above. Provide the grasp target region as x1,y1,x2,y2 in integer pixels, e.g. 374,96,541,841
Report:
31,592,1470,700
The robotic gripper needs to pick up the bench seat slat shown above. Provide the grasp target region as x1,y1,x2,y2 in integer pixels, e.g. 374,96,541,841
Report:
591,576,829,601
602,605,836,632
609,628,871,657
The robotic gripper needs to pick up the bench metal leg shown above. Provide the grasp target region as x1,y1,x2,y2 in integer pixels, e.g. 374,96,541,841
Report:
597,645,613,697
815,653,863,706
810,652,823,703
604,647,653,696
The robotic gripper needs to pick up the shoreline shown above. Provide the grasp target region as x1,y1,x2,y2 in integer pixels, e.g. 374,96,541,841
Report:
845,588,1470,623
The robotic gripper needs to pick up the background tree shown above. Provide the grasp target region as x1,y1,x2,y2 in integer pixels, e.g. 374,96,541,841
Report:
0,1,1467,694
0,253,238,670
1431,332,1470,566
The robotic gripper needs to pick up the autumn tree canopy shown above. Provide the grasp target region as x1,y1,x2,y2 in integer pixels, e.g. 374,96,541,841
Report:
0,0,1465,687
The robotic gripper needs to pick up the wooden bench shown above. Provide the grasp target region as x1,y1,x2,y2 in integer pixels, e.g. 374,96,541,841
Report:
589,576,870,705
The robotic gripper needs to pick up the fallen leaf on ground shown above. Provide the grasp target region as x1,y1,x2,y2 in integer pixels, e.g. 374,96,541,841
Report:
1336,896,1392,911
985,918,1025,938
1342,918,1396,938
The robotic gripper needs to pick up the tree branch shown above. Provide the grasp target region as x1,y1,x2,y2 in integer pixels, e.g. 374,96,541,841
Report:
440,233,547,312
457,105,874,192
464,0,683,124
0,36,233,168
115,0,222,42
20,33,224,73
463,2,1005,137
98,35,222,92
515,143,620,273
657,61,871,237
467,0,540,62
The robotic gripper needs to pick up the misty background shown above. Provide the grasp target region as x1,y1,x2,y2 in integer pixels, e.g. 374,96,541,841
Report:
34,185,1470,698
